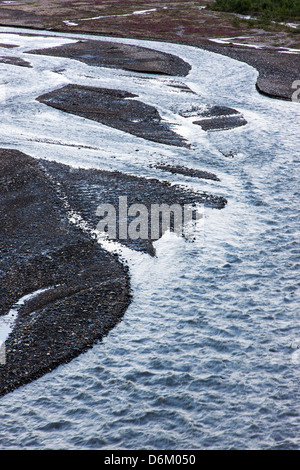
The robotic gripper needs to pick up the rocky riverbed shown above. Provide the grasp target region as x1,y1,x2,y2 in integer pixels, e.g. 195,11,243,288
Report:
0,0,299,101
36,84,189,148
0,149,131,396
0,148,226,396
0,1,298,397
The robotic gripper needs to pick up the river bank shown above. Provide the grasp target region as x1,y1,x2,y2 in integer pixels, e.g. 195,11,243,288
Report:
0,16,296,394
0,145,226,396
0,0,299,101
0,23,299,449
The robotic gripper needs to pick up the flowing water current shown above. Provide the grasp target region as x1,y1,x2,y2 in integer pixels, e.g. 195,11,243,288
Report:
0,27,299,450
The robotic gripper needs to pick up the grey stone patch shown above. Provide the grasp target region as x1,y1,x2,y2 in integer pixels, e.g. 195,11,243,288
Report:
39,159,227,255
152,163,220,181
0,43,18,49
37,84,189,147
28,39,191,76
192,105,247,132
178,104,247,132
0,56,32,67
0,149,131,397
194,114,247,131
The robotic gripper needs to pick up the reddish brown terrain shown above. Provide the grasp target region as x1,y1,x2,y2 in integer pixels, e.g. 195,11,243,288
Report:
0,0,239,37
0,0,298,49
0,0,299,100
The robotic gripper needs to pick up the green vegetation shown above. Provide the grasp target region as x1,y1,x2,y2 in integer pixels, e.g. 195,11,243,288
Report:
210,0,300,21
230,14,300,33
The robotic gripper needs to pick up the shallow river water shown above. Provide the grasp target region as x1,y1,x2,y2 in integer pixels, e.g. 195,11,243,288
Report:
0,27,299,450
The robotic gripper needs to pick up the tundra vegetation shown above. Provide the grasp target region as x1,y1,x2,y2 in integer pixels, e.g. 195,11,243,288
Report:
211,0,300,20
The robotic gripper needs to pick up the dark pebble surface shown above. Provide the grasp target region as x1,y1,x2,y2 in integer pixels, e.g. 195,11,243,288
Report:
0,149,226,396
0,149,131,397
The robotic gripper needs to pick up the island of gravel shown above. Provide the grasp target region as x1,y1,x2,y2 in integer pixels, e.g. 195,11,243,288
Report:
0,145,226,397
0,0,299,400
2,10,293,395
0,0,299,101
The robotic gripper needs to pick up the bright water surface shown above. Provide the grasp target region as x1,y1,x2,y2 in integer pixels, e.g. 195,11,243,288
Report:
0,27,299,449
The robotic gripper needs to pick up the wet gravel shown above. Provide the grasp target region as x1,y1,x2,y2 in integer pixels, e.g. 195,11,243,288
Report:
28,39,191,76
0,56,32,67
39,158,227,255
151,163,220,181
197,41,300,101
0,149,226,396
0,149,131,397
37,84,189,148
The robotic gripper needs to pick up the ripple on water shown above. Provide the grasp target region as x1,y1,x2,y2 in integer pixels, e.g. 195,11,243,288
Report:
0,28,299,450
